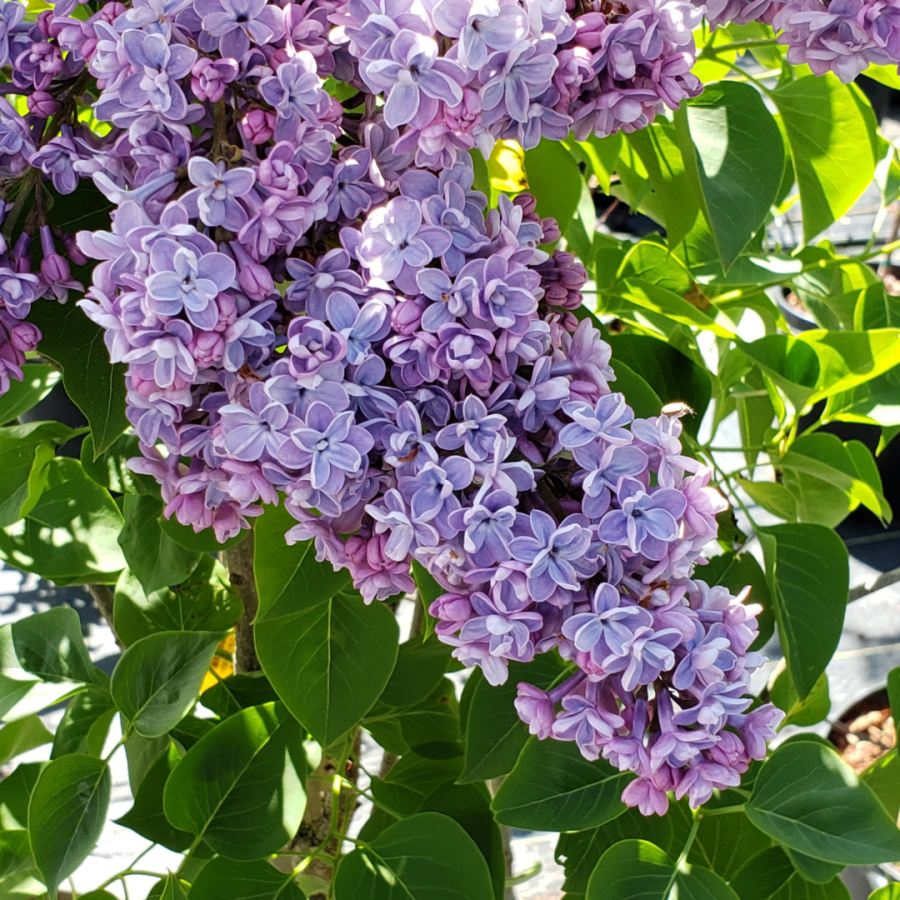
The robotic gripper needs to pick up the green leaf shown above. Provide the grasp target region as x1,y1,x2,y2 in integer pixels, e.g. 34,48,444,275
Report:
10,606,95,684
618,240,694,295
778,433,891,522
585,839,739,900
783,848,844,884
116,742,193,851
113,556,241,646
190,857,306,900
199,671,279,718
615,279,737,338
118,495,202,595
626,122,699,248
0,763,45,831
678,82,785,271
0,421,77,528
28,297,128,457
730,847,850,900
27,754,111,900
410,559,443,642
148,874,192,900
0,365,60,426
110,630,226,737
80,432,157,496
771,74,877,244
370,746,505,900
610,361,664,421
770,667,830,728
854,283,900,331
700,551,773,650
689,811,773,881
870,885,900,900
757,523,848,698
556,803,691,897
0,716,53,765
522,139,583,234
459,654,565,784
0,457,126,584
378,637,451,709
746,740,900,864
491,738,630,831
255,512,399,745
364,678,459,756
163,701,307,860
862,749,900,820
334,812,494,900
606,334,712,436
0,827,42,898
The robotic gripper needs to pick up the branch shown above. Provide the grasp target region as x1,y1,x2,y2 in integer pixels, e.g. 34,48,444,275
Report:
848,565,900,603
221,531,261,673
87,584,123,650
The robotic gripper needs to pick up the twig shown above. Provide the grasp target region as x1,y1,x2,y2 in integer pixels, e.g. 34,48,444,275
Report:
87,584,123,650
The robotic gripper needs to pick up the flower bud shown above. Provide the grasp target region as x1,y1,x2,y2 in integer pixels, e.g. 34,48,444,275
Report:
239,263,275,302
27,90,58,118
241,109,276,145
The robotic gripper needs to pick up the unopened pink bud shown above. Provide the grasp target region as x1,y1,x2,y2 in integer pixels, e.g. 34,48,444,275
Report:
241,108,275,145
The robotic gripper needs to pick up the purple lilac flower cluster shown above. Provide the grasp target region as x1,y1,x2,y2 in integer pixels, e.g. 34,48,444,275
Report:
0,0,788,812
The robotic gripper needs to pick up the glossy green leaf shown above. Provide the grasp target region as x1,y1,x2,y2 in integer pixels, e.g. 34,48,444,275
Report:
0,715,52,765
0,457,126,584
0,828,42,898
370,746,504,900
606,334,711,436
616,279,737,338
757,523,848,698
199,671,279,718
585,839,739,900
334,812,494,900
626,122,699,248
28,754,111,900
771,74,877,243
116,742,193,851
11,606,95,684
191,857,306,900
689,811,773,881
0,421,76,528
164,701,307,859
28,296,128,457
364,678,459,756
746,740,900,864
854,283,900,331
378,637,451,709
778,433,891,522
113,556,241,646
0,365,60,426
783,848,844,884
522,139,583,234
770,667,830,728
459,654,565,783
146,873,192,900
556,803,691,897
491,737,630,831
870,885,900,900
678,81,785,271
862,749,900,820
118,494,202,595
111,630,225,737
255,508,398,745
0,762,45,830
730,846,850,900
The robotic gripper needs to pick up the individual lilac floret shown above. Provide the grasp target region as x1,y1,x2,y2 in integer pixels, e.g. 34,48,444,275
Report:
195,0,285,58
436,394,508,461
559,393,634,449
509,510,592,603
146,242,236,330
363,30,467,129
597,477,686,559
119,31,197,120
288,401,374,494
181,159,255,231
